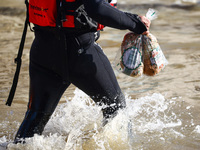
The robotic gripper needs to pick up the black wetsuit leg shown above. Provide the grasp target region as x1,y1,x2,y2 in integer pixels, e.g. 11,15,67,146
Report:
67,32,126,120
15,30,71,141
15,62,70,141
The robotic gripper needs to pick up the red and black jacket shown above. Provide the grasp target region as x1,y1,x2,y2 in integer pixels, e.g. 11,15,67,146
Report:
29,0,117,31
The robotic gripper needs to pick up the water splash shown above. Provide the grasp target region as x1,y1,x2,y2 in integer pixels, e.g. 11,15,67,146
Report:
1,88,199,150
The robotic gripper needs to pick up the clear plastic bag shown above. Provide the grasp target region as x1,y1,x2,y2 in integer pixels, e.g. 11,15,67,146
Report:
145,8,158,21
113,8,168,77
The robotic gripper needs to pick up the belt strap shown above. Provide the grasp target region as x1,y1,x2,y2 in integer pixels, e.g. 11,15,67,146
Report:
6,0,29,106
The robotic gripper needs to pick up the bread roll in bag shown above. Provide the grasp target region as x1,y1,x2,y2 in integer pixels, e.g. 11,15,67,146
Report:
142,33,168,76
120,32,143,77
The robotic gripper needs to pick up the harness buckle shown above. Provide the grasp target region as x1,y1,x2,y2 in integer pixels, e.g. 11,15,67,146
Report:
61,18,67,22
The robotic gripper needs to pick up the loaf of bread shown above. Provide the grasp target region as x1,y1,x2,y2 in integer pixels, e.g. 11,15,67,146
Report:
120,32,143,77
142,33,166,76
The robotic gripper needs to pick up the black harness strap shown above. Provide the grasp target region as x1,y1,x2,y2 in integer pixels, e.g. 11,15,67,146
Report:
62,0,82,10
56,0,62,29
6,0,29,106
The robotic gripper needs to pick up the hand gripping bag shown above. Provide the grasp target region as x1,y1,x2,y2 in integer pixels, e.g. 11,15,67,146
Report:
114,8,168,77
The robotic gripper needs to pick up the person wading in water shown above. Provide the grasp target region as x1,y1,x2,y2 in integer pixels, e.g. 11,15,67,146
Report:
9,0,150,143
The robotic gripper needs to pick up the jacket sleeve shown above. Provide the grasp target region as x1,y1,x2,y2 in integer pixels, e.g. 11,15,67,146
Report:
83,0,147,34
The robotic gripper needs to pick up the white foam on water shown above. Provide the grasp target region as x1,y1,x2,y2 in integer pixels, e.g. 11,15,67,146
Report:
44,88,103,137
1,88,199,150
0,136,7,144
193,125,200,134
128,95,172,130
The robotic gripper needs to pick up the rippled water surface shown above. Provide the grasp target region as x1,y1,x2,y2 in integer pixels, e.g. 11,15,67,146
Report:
0,0,200,149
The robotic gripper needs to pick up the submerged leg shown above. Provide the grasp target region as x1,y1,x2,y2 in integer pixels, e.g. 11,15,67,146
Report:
101,92,126,126
68,33,126,126
14,111,51,143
